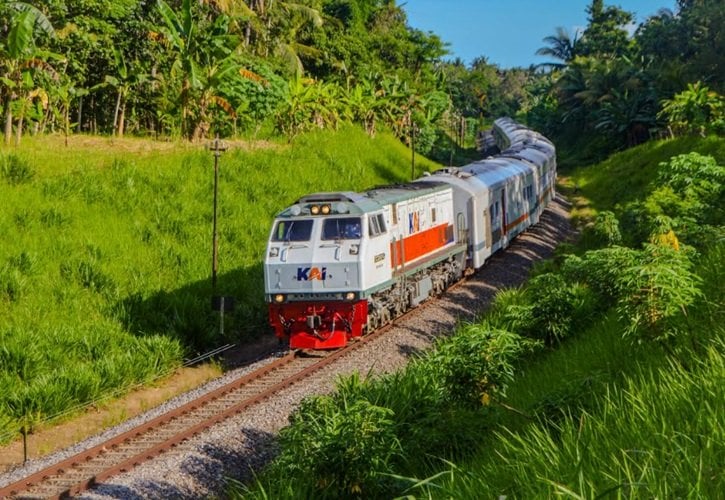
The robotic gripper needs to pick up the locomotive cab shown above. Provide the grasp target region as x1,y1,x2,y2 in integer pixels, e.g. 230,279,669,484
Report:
265,194,373,349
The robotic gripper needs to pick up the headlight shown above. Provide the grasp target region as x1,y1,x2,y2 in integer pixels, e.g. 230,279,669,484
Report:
269,247,279,257
274,294,285,303
321,204,331,214
345,292,356,301
310,205,320,215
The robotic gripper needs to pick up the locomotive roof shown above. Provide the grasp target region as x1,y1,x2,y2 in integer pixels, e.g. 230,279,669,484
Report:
276,182,450,217
364,181,449,205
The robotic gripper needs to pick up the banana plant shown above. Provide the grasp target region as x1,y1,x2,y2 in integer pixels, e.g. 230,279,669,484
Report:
0,2,58,144
97,47,149,137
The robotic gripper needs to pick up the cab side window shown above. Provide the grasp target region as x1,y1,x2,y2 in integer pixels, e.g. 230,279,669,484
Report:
368,213,387,237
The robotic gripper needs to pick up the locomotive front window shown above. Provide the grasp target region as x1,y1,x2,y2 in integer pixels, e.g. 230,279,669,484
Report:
322,217,362,240
272,219,314,242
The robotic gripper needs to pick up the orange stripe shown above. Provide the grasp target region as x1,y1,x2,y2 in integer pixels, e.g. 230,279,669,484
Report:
391,224,450,267
538,186,552,204
505,213,529,232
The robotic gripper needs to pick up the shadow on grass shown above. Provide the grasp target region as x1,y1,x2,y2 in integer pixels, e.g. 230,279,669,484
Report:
116,262,268,353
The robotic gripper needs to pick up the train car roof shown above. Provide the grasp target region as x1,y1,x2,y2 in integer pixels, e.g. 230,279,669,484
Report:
461,157,534,187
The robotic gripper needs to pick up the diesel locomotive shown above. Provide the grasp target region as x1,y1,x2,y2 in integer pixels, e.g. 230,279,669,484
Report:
264,118,556,349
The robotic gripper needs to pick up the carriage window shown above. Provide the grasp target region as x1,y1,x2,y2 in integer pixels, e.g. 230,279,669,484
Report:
368,213,387,237
272,219,313,242
322,217,362,240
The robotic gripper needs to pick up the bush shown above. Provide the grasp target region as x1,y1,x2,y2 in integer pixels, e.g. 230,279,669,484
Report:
1,155,35,185
589,210,622,246
492,274,600,345
562,246,640,307
616,242,702,342
275,373,401,498
430,324,531,406
524,274,596,344
620,153,724,248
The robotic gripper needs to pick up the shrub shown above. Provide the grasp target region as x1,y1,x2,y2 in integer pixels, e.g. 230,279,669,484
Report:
276,373,401,497
616,242,702,342
1,155,35,184
590,210,622,246
658,82,724,137
430,324,531,406
620,153,724,248
562,246,640,307
522,274,587,344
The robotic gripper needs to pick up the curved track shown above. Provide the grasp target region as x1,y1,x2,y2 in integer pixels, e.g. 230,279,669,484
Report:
0,196,572,499
0,326,394,499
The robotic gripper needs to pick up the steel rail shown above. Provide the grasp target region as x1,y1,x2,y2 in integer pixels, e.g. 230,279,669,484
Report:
0,324,391,499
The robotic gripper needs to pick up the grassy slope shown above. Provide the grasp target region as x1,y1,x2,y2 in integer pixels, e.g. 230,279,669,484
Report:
0,127,437,441
421,135,725,498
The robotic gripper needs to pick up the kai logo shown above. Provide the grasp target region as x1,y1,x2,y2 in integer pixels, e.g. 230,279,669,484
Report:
296,266,328,281
408,211,421,233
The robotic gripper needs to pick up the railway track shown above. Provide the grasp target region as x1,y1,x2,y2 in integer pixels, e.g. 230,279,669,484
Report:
0,198,571,499
0,325,392,499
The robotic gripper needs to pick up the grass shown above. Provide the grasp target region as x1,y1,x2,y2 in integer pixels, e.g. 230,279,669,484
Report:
399,136,725,498
0,125,435,443
240,133,725,498
570,135,725,212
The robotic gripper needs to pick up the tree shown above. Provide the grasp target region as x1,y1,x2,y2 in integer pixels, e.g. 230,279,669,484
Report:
658,82,724,137
100,47,149,137
579,0,634,58
536,27,580,70
0,1,57,144
155,0,249,140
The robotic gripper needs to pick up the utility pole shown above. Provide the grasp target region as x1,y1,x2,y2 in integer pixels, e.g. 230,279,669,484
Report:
410,121,416,181
208,135,228,289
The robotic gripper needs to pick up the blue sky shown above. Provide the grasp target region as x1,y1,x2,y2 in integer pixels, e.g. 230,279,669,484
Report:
402,0,676,68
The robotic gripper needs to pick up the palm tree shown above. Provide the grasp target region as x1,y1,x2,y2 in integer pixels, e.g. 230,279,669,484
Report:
536,27,580,70
239,0,324,76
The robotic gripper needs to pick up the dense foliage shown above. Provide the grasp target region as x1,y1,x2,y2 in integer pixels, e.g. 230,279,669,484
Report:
2,0,722,161
529,0,724,164
240,139,724,498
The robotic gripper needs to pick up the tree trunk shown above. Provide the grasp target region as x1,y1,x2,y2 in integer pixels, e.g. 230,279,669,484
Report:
77,94,83,132
90,95,97,134
64,105,70,147
113,90,122,136
4,105,12,145
118,99,126,138
15,113,23,146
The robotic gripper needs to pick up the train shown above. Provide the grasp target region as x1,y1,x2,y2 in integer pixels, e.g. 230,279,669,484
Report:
263,118,556,349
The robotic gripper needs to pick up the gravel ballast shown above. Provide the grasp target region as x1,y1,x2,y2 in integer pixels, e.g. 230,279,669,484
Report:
1,195,573,499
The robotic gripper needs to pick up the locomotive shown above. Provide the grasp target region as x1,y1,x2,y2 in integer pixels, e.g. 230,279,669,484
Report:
264,118,556,349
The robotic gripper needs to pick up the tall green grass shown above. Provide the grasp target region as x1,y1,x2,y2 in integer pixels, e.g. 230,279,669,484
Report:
240,135,724,498
0,126,433,442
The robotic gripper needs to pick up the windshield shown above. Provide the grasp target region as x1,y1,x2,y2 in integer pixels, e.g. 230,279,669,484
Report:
322,217,362,240
271,219,314,242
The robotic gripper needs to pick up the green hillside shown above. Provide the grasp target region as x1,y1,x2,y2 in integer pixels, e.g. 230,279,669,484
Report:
0,127,438,441
242,135,725,498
